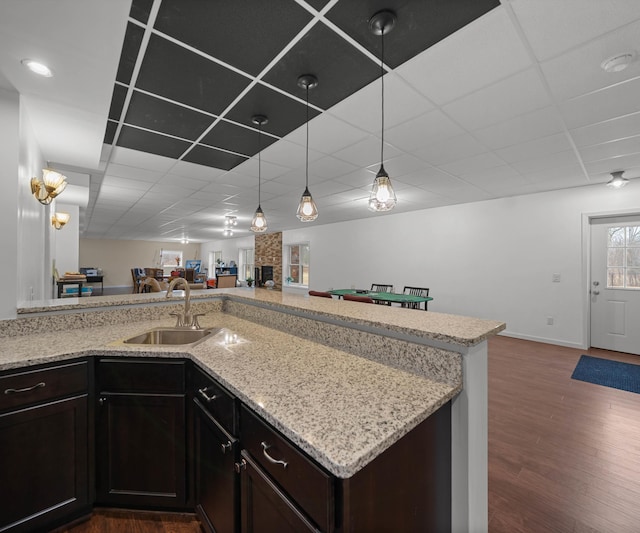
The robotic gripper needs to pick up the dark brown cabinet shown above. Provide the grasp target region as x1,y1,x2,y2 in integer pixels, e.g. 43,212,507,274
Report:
95,358,187,509
191,364,239,533
0,359,91,533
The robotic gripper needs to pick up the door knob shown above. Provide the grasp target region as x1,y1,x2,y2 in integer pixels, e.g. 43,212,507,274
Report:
593,290,600,295
592,281,600,286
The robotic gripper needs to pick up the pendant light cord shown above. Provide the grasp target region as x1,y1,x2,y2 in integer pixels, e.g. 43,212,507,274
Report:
258,122,262,204
305,84,310,188
380,28,385,165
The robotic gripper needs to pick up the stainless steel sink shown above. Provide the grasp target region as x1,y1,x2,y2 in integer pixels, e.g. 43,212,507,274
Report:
123,327,220,346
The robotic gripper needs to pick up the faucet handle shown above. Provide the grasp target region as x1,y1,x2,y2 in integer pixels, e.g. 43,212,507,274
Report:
190,313,206,330
169,311,184,327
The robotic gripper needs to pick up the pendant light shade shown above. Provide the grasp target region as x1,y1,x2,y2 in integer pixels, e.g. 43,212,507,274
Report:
368,10,397,212
296,74,319,222
251,115,268,233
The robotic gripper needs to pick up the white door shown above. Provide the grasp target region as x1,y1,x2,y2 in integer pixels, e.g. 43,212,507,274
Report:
590,219,640,355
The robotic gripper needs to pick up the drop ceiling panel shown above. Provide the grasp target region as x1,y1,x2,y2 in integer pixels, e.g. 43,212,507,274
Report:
109,146,178,171
495,133,572,164
398,7,531,106
333,136,402,169
443,68,551,132
540,18,640,103
124,91,215,141
416,133,489,167
182,145,248,171
325,0,500,69
560,77,640,129
135,33,251,115
570,113,640,148
511,0,640,61
154,0,313,77
472,106,565,150
262,22,380,110
201,120,278,157
438,152,505,175
117,125,192,159
385,109,465,153
579,137,640,164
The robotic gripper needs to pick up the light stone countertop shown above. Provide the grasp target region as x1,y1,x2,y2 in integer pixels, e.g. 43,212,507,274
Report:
0,311,459,479
18,287,505,347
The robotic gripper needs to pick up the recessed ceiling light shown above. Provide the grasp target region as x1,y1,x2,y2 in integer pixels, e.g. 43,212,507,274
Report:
600,52,636,73
21,58,53,77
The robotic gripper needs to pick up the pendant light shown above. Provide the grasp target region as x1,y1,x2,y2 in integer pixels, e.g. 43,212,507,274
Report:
368,10,397,212
250,115,268,233
296,74,319,222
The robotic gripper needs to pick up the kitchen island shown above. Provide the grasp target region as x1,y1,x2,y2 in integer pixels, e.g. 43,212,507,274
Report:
3,289,504,532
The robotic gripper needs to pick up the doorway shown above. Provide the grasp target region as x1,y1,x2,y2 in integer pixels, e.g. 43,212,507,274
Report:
589,216,640,355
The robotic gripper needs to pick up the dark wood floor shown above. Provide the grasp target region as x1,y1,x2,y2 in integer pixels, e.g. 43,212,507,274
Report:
58,508,201,533
58,336,640,532
488,335,640,533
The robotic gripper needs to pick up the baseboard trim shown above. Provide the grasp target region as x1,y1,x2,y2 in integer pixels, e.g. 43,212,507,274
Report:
499,330,586,350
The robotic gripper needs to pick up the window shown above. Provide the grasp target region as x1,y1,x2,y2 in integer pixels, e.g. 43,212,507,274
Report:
607,225,640,289
287,244,309,286
160,250,182,269
209,251,221,277
240,248,254,281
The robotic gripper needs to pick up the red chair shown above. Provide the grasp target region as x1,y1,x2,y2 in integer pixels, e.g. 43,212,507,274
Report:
309,290,333,298
343,294,374,303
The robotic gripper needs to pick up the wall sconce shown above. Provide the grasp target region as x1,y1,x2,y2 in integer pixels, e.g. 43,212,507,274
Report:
51,212,70,230
31,168,67,205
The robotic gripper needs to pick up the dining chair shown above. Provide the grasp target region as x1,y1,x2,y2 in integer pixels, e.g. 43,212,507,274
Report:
370,283,393,305
131,268,145,294
343,294,374,304
308,290,333,299
402,286,430,310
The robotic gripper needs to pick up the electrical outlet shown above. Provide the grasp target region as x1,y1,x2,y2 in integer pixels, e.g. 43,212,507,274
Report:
547,316,554,325
552,273,561,282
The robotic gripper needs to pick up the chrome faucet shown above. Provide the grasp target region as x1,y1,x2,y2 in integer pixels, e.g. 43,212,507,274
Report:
166,277,204,329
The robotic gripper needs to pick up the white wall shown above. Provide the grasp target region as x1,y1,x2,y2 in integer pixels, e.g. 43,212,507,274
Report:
0,88,20,317
53,204,80,276
205,181,640,349
200,235,254,277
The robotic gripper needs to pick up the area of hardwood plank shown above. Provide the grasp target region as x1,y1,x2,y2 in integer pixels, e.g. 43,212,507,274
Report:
57,508,201,533
488,336,640,533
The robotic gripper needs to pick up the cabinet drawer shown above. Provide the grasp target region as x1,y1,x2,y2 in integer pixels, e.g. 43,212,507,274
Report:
191,365,236,435
240,405,333,532
0,360,88,412
99,358,185,393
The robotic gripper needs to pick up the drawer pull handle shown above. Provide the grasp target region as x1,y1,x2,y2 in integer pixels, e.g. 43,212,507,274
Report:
4,382,45,395
261,441,288,469
198,387,217,402
221,440,232,454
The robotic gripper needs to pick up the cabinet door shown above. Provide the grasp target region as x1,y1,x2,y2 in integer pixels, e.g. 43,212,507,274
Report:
0,395,89,533
96,393,186,508
194,399,238,533
240,452,320,533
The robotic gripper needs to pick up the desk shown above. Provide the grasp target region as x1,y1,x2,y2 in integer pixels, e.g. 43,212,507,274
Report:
85,275,104,295
57,280,85,298
329,289,433,310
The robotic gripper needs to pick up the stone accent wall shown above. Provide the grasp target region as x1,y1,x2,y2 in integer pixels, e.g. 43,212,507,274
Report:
255,232,282,290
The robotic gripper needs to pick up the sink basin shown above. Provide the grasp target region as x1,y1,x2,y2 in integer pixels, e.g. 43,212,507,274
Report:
123,327,220,346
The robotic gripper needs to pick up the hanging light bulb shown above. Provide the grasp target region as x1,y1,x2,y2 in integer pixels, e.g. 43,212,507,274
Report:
368,10,397,212
296,74,319,222
250,115,268,233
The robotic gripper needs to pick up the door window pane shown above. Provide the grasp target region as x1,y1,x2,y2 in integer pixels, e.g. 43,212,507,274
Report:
608,248,624,266
606,225,640,288
626,269,640,288
608,268,624,287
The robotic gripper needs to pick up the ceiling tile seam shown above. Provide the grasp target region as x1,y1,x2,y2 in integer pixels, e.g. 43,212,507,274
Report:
579,132,640,151
532,14,640,65
503,1,591,183
318,16,390,72
564,74,640,102
92,0,164,235
294,0,339,17
570,109,640,135
129,85,220,120
584,148,640,165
